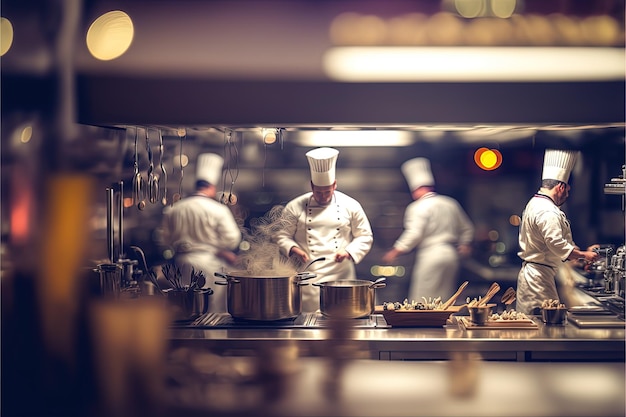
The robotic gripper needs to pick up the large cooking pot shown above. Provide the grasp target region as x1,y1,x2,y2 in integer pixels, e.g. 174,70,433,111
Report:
214,271,316,321
313,278,386,319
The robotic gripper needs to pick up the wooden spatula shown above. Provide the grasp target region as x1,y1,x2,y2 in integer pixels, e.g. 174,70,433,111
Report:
476,282,501,306
441,281,469,310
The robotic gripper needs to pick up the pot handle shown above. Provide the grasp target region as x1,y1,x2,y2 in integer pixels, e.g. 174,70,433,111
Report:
312,282,323,287
297,272,317,281
369,277,387,289
213,272,239,285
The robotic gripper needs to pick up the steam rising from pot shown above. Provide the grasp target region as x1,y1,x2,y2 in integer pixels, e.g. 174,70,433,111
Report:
237,205,300,275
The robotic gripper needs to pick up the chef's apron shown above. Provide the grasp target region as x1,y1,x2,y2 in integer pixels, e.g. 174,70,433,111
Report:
409,243,459,303
300,196,356,312
516,262,559,315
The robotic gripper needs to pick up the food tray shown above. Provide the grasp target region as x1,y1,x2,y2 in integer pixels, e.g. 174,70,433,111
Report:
459,317,539,330
375,305,464,327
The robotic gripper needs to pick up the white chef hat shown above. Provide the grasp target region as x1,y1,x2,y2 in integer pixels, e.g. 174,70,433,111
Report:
196,153,224,185
542,149,579,183
401,157,435,191
306,147,339,186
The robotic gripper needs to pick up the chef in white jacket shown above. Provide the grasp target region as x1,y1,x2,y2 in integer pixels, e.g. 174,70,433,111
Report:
516,149,598,315
275,147,374,312
161,153,241,313
382,157,474,302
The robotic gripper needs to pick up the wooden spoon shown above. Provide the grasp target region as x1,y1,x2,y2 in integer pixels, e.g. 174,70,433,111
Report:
500,287,516,305
441,281,469,310
477,282,501,306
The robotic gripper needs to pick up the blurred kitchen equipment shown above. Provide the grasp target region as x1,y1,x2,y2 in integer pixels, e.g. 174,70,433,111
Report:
214,270,317,321
598,245,626,297
130,245,164,295
173,129,185,203
105,182,141,293
146,128,159,204
441,281,469,310
132,127,145,209
541,307,568,325
313,278,386,319
468,304,495,325
164,288,213,322
95,263,122,298
158,128,168,205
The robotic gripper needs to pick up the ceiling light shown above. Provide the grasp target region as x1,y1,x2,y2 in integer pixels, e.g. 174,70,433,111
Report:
295,130,413,147
323,46,625,82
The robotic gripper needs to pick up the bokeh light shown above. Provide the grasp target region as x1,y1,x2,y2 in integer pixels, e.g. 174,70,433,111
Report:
1,17,14,56
86,10,134,61
474,147,502,170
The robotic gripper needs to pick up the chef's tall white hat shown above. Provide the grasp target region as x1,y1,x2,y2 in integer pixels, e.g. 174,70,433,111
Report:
196,153,224,185
542,149,579,183
306,147,339,186
401,157,435,191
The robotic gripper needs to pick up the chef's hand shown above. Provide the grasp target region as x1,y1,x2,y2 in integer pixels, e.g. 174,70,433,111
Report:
217,250,238,265
289,246,309,264
382,248,401,264
335,250,352,263
570,248,599,264
457,244,472,258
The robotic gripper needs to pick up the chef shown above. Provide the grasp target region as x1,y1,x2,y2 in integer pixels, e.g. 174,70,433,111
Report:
274,147,374,312
516,149,599,315
382,157,474,302
161,153,241,313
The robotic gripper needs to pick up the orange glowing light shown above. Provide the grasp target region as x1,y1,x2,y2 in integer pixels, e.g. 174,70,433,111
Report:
474,147,502,171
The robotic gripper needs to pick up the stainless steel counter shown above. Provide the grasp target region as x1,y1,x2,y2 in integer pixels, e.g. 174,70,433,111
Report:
168,313,625,362
163,356,625,417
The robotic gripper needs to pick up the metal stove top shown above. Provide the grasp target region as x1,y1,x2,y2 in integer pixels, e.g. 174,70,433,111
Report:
174,312,389,329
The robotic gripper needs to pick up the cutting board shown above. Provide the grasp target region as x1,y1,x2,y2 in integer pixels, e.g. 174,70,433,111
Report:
459,317,539,330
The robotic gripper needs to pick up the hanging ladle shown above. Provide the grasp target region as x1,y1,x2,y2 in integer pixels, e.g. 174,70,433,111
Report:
132,127,146,210
158,128,167,205
146,128,159,204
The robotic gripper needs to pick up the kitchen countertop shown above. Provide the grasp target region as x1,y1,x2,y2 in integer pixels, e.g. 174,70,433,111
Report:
168,312,625,362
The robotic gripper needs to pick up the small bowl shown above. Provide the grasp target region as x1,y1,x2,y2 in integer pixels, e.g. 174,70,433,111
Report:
467,304,496,325
541,308,568,325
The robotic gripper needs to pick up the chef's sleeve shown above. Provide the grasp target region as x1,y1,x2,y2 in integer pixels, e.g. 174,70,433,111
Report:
274,201,301,258
345,204,373,264
536,211,576,261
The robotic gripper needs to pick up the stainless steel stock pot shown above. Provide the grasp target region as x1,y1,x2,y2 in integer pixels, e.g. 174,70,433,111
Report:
313,278,386,319
214,271,316,321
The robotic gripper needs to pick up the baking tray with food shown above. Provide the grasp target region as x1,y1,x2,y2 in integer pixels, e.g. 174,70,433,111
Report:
375,297,466,327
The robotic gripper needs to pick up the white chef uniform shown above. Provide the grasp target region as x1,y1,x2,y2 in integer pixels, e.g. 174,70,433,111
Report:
516,149,579,315
275,148,374,312
161,153,241,313
392,158,474,302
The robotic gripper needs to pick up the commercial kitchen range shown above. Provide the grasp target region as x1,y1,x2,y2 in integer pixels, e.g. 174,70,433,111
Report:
167,289,624,363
